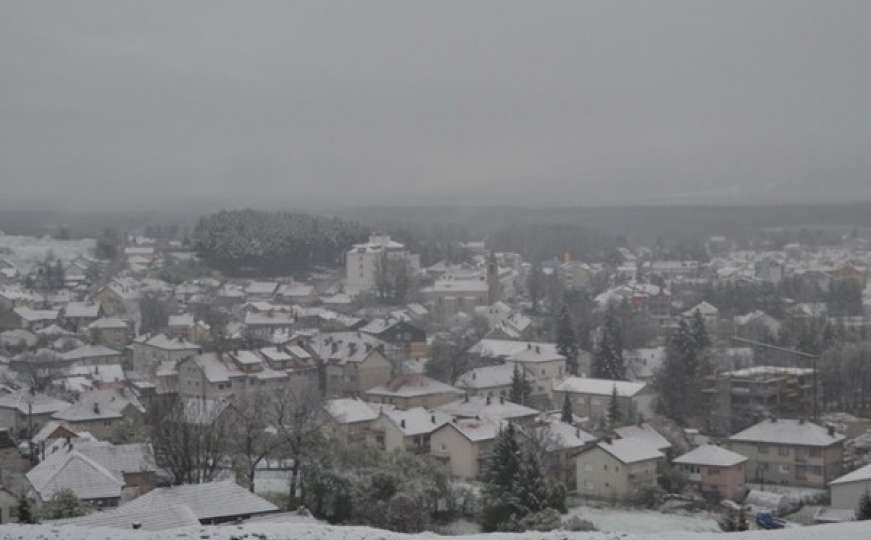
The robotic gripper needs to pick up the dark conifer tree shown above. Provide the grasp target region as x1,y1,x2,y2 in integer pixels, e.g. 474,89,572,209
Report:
560,393,574,424
555,305,579,375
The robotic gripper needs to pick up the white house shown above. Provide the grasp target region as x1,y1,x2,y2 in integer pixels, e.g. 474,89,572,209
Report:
346,235,420,293
575,437,664,500
829,463,871,512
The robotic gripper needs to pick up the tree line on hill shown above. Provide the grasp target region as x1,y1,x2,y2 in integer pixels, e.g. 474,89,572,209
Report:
192,209,367,275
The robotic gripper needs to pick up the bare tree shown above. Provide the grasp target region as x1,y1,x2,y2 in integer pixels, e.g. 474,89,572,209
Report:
17,349,61,393
227,385,315,493
279,385,325,508
374,252,414,305
147,395,232,484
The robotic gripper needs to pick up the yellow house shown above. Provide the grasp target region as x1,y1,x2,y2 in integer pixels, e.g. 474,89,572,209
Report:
575,437,664,501
430,417,501,479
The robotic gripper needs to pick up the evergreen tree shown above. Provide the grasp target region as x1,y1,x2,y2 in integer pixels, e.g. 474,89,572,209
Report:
560,393,574,424
654,319,702,425
509,364,531,405
481,423,522,531
607,384,622,428
516,450,548,514
858,489,871,520
17,496,35,524
690,310,710,350
527,263,544,313
555,305,579,375
53,259,65,289
592,305,625,380
821,322,837,352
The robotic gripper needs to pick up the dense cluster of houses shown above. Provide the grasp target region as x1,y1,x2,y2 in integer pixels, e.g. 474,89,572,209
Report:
1,230,871,526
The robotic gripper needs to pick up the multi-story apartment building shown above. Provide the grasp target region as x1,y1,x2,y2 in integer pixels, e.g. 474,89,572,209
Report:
727,418,845,488
704,366,815,435
346,235,420,293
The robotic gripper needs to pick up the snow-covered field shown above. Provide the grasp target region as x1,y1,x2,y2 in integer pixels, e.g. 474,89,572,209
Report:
565,504,720,534
0,234,95,273
1,521,870,540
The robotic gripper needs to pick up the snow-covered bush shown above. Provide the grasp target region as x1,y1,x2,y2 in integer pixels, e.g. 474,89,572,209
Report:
563,515,598,532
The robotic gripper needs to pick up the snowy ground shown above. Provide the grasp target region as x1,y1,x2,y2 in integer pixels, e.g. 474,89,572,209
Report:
564,502,721,534
1,521,870,540
440,501,721,536
745,484,828,504
0,234,95,273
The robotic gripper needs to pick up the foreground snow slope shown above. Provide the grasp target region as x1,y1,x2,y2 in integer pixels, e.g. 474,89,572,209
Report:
1,522,870,540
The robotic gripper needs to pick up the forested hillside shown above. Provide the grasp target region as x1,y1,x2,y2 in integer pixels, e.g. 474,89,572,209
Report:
192,209,366,275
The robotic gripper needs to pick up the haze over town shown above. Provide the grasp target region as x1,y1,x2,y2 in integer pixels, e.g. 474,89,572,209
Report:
2,1,871,210
3,2,871,540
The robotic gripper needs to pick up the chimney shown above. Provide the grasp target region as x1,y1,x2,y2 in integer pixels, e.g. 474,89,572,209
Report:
603,435,612,445
576,428,581,438
828,425,836,437
799,418,806,424
464,393,469,403
400,419,406,429
486,395,491,405
132,522,142,530
93,402,100,414
472,372,476,380
431,415,436,424
770,416,777,423
527,343,531,350
499,395,504,404
535,346,540,353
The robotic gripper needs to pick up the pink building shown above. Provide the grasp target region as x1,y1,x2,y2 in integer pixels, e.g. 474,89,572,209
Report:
673,444,748,501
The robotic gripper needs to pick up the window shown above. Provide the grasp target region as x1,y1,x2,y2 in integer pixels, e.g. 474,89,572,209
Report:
708,468,720,476
777,447,790,457
778,464,790,474
758,445,768,454
583,480,594,490
583,464,593,472
808,448,821,458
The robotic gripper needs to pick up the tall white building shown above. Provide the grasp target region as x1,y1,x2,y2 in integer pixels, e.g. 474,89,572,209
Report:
345,235,420,293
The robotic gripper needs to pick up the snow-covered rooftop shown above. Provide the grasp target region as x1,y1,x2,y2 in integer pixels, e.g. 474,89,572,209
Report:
366,374,464,399
830,462,871,486
437,396,539,422
381,407,452,436
673,444,747,467
6,517,871,539
456,363,518,389
592,438,664,464
614,423,672,451
728,418,846,447
554,377,647,398
324,398,379,425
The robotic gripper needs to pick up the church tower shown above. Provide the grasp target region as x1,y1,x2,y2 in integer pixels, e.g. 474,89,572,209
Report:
487,250,500,304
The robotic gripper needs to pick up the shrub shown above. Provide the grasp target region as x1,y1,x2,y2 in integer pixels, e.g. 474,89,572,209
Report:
37,489,88,520
563,515,598,532
386,492,427,533
631,485,662,509
512,508,562,532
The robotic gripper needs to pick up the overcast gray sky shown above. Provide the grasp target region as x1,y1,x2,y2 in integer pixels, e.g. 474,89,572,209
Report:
2,1,871,211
